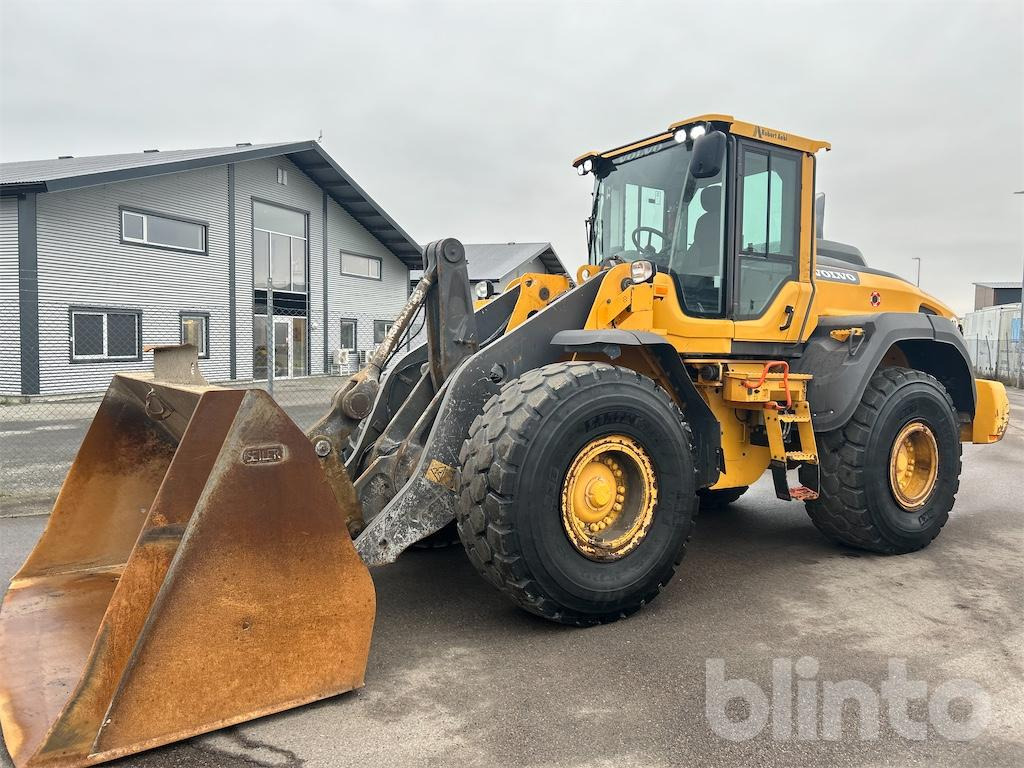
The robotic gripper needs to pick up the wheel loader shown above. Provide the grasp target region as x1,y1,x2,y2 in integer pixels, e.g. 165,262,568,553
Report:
0,114,1010,768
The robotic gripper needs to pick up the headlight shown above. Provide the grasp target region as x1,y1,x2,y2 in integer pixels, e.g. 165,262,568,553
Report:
582,158,594,173
630,260,654,283
673,128,687,143
475,281,493,300
689,124,707,140
577,164,587,176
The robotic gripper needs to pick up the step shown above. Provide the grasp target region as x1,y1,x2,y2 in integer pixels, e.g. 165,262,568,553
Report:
789,486,819,501
785,451,818,463
777,412,811,423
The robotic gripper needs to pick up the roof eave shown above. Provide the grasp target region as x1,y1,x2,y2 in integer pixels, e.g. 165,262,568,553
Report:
291,143,421,267
0,181,48,195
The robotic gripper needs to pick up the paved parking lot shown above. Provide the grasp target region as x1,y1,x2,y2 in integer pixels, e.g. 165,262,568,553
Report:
1,391,1022,768
0,377,341,516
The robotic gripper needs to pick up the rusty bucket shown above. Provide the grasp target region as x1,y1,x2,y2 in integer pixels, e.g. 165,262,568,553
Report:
0,347,375,768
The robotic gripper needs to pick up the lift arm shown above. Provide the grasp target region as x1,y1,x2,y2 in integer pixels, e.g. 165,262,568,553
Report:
307,239,477,515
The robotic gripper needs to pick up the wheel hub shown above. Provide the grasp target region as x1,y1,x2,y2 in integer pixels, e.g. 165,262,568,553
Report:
888,421,939,511
561,435,657,561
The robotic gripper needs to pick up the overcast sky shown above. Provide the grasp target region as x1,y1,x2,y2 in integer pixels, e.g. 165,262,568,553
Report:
1,0,1021,314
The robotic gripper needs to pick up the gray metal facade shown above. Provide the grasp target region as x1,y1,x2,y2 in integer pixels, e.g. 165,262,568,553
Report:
0,196,19,393
0,152,415,396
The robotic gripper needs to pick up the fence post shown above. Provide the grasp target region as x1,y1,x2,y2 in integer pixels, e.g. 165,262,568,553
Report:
266,283,275,398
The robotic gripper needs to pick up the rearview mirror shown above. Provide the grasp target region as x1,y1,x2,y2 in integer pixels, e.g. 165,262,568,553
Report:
690,129,726,179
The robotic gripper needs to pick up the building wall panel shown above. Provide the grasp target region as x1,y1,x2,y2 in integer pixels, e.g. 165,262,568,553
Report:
0,196,20,394
35,166,230,394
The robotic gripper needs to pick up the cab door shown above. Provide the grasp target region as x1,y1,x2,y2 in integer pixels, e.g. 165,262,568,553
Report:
730,139,814,343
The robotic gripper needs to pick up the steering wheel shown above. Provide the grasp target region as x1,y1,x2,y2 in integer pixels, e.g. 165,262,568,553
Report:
631,226,667,258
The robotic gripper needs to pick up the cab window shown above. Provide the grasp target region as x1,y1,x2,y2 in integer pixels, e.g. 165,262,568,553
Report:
736,145,801,319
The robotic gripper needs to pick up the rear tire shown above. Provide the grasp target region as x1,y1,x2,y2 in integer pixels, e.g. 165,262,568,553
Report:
800,367,961,554
456,362,697,625
698,486,748,510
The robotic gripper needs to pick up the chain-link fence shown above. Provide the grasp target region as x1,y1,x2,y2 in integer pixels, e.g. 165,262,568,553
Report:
963,336,1024,387
0,302,359,517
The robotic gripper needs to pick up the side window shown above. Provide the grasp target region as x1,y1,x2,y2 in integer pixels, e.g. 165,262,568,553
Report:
669,175,726,317
180,313,209,358
736,146,801,319
71,309,141,361
339,319,357,351
373,320,393,345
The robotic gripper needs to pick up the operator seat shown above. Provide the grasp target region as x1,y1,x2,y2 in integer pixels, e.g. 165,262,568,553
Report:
674,184,724,314
690,185,722,271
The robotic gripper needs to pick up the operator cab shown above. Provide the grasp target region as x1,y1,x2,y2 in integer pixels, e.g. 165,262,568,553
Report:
576,114,830,326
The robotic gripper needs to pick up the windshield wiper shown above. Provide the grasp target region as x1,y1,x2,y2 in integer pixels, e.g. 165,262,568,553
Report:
586,191,600,261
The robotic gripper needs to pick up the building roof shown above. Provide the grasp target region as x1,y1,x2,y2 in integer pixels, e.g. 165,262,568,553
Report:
974,281,1022,289
0,141,421,265
412,242,568,284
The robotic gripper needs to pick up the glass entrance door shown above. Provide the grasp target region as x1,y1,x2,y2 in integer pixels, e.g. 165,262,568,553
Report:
253,315,307,379
274,319,291,377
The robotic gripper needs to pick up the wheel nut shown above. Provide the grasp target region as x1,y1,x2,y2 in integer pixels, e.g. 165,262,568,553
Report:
617,485,625,494
613,503,623,512
614,469,623,478
590,523,601,533
616,494,624,503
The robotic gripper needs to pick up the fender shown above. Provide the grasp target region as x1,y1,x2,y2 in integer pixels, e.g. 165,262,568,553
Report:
552,328,722,490
792,313,976,433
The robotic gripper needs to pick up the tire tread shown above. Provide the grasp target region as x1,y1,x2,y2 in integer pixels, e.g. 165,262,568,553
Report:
456,361,694,626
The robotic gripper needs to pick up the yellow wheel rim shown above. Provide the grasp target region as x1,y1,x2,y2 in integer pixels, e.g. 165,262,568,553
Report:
888,421,939,511
561,435,657,561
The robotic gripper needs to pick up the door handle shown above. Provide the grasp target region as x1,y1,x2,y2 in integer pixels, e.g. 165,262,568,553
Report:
779,305,795,331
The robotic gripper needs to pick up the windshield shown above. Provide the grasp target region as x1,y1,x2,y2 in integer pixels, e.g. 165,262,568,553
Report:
590,140,726,315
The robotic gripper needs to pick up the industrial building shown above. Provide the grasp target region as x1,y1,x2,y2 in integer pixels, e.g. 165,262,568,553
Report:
0,142,420,395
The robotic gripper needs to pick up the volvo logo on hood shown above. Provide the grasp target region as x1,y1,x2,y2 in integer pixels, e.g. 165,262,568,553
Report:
815,267,860,285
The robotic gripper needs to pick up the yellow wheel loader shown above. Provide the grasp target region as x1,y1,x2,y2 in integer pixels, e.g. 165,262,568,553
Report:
0,114,1010,768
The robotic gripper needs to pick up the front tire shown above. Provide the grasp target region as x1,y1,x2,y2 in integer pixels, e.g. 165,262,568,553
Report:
456,362,697,625
801,367,961,554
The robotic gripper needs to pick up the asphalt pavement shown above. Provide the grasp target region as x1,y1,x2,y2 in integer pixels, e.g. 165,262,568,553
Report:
1,392,1022,767
0,378,336,516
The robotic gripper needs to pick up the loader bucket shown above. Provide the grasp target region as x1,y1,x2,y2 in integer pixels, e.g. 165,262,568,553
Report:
0,354,375,768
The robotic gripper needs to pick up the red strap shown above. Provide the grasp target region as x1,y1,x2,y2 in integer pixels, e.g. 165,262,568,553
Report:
742,361,792,408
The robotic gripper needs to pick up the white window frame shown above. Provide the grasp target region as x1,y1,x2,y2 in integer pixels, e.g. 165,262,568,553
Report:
339,318,357,351
341,252,383,280
180,313,210,358
373,320,394,345
70,309,141,361
121,209,206,253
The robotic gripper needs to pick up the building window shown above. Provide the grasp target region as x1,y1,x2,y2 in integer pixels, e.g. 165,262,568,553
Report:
373,320,393,344
180,312,210,358
121,209,206,253
277,167,288,185
253,200,307,293
340,319,357,350
342,252,382,280
70,308,141,361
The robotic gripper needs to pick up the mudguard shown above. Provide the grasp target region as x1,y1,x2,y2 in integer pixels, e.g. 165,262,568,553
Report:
792,313,976,432
551,328,722,490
